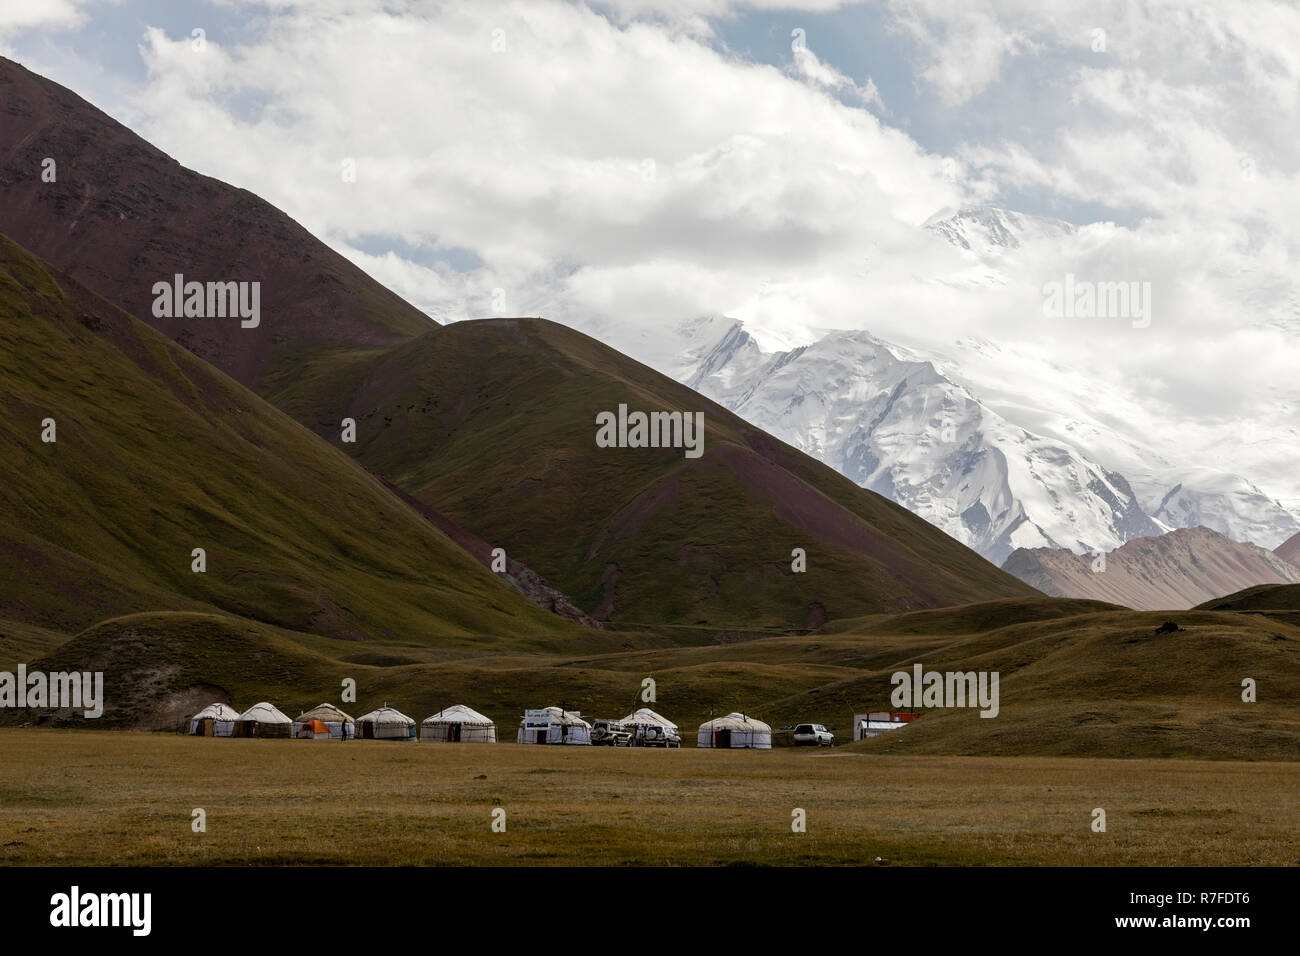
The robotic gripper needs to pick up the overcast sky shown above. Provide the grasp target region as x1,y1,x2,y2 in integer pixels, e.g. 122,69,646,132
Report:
5,0,1299,504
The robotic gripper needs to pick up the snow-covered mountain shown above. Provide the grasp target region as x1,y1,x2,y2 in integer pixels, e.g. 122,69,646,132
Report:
922,206,1076,257
677,319,1161,564
1145,468,1300,548
665,313,1300,562
932,352,1300,551
580,303,1300,560
566,204,1300,562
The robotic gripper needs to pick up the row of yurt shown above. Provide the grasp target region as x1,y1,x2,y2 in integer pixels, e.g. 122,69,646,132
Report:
190,700,500,742
420,705,496,743
516,706,592,745
293,703,355,739
188,702,771,749
697,712,772,749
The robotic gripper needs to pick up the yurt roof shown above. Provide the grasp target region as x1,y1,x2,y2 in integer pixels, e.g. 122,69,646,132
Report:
298,702,355,723
356,705,416,726
192,702,240,721
519,706,590,728
619,707,678,731
238,701,292,723
422,704,494,726
698,712,771,733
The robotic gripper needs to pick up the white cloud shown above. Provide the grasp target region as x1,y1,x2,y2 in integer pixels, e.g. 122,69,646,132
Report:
124,0,961,314
0,0,103,35
5,0,1300,508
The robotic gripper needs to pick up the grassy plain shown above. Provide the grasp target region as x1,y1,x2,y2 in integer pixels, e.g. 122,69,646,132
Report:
1,730,1295,866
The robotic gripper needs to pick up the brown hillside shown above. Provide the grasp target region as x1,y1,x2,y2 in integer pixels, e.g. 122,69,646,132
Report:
1002,527,1300,611
0,56,435,391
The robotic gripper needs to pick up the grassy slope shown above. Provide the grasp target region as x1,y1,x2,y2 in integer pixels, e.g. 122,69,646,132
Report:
1196,583,1300,612
0,235,582,646
266,319,1038,630
830,609,1300,759
0,617,68,670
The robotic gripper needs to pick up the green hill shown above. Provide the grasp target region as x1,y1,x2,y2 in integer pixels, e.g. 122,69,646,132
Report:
0,235,582,647
265,318,1038,629
1195,583,1300,612
0,57,1039,631
827,608,1300,760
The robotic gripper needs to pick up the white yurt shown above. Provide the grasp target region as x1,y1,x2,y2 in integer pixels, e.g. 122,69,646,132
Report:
355,704,417,740
420,705,496,743
697,712,772,749
292,703,356,739
189,702,240,737
620,707,679,745
516,706,592,745
235,702,293,738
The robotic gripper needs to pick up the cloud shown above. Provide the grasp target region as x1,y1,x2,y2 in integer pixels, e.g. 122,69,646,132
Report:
0,0,102,35
124,0,960,320
4,0,1299,505
790,41,882,106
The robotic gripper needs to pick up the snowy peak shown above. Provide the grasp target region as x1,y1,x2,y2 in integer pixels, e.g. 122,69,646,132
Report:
565,206,1299,567
1150,469,1300,550
923,205,1076,257
681,324,1162,564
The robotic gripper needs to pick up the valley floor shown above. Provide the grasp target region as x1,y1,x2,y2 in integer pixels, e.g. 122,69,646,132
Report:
1,730,1295,866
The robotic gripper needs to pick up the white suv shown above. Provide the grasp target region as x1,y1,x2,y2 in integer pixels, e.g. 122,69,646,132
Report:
793,723,834,747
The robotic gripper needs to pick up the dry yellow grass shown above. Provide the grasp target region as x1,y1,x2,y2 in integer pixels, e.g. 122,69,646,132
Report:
1,729,1295,866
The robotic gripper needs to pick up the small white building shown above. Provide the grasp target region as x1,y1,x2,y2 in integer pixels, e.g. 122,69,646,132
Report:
355,704,417,740
189,702,240,737
697,712,771,750
420,705,496,743
235,702,293,738
853,711,919,740
516,706,591,745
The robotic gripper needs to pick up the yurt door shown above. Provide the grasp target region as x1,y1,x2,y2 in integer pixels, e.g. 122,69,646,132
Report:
535,730,546,744
363,723,375,740
717,729,731,748
451,725,462,742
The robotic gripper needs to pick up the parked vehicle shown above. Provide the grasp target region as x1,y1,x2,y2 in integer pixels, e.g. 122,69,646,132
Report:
591,719,632,746
792,723,834,746
637,723,681,748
